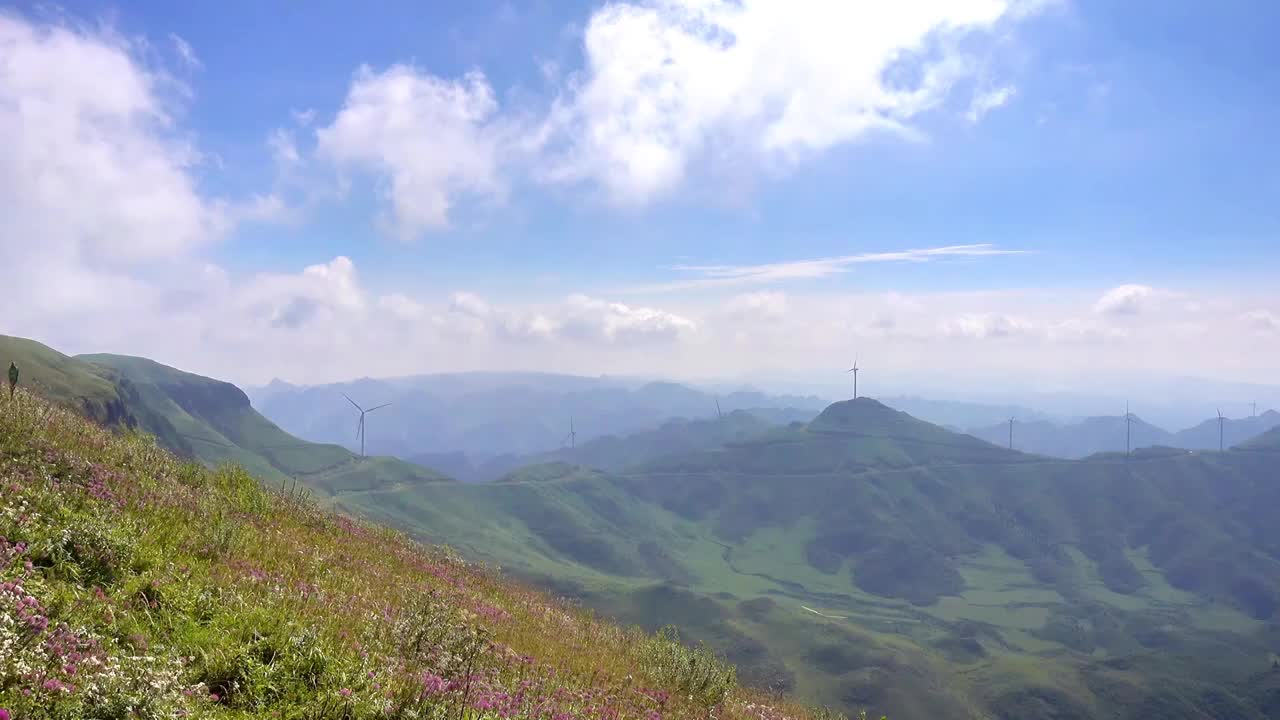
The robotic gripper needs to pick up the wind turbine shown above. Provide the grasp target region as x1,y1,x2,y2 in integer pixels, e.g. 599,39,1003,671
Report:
1217,408,1225,452
1252,401,1258,418
342,393,390,459
1124,402,1134,456
715,396,723,421
847,358,859,399
1008,417,1015,450
564,417,577,449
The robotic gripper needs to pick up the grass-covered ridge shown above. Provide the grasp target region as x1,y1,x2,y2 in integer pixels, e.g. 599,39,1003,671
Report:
0,388,844,720
0,335,454,497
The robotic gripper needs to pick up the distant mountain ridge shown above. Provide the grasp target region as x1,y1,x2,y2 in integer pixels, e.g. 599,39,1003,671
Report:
251,372,828,464
413,408,814,482
968,408,1280,457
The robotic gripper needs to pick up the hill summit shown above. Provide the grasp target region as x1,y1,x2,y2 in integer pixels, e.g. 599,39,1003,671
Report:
809,398,994,447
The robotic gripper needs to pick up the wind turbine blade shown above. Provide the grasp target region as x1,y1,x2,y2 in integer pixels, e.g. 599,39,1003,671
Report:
342,392,363,412
366,403,392,413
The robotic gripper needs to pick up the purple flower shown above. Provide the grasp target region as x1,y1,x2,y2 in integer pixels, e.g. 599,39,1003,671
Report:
0,707,10,720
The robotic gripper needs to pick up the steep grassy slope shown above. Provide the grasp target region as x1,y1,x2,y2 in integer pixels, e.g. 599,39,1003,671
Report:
80,353,454,493
0,334,140,429
0,336,452,495
0,388,842,720
342,400,1280,720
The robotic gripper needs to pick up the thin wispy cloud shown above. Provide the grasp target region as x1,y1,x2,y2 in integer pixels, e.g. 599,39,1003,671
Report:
632,244,1028,292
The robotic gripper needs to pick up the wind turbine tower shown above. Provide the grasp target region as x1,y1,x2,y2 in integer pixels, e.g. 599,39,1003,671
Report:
1253,401,1258,418
847,358,860,400
715,397,723,421
564,417,577,449
1217,408,1225,452
1125,402,1133,456
1008,417,1015,450
342,393,391,458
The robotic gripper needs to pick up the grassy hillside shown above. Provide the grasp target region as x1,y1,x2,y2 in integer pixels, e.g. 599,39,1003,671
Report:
0,387,845,720
0,334,138,429
341,399,1280,719
81,353,454,494
0,336,452,496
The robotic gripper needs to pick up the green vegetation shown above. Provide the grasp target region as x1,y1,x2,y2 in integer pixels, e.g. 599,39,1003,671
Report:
0,336,453,496
1,387,836,720
344,398,1280,719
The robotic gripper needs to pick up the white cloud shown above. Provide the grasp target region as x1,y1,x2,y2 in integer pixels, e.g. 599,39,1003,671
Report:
724,291,788,322
169,32,201,69
642,244,1026,291
940,312,1035,339
965,85,1016,123
315,65,506,240
0,12,234,347
1242,309,1279,335
560,294,696,344
537,0,1042,204
0,15,225,266
1094,284,1156,317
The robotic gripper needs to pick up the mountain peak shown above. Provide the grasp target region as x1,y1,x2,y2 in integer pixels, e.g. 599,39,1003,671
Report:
809,397,919,434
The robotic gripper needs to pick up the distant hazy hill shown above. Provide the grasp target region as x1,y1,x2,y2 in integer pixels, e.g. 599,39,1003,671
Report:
880,395,1053,429
968,410,1280,457
0,335,452,494
416,408,812,482
252,373,827,462
1172,409,1280,450
341,398,1280,720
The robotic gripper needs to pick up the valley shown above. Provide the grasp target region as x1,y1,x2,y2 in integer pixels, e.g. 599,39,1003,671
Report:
334,401,1280,719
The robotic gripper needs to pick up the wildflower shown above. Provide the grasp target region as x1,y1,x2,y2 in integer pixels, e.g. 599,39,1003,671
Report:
339,688,352,698
0,708,10,720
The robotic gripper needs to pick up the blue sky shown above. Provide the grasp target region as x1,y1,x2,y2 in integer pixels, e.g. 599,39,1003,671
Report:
2,0,1278,395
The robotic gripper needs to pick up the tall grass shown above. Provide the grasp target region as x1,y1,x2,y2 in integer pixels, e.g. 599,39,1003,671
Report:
0,389,845,720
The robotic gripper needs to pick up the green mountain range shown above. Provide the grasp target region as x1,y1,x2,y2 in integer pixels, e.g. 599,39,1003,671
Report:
0,334,453,494
10,332,1280,719
335,398,1280,720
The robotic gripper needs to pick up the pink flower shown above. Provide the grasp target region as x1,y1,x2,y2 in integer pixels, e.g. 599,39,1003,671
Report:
339,688,352,698
0,707,10,720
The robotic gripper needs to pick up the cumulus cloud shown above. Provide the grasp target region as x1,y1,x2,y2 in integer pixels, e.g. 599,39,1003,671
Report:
559,294,696,344
536,0,1041,204
940,312,1035,339
0,15,225,268
1094,284,1156,317
315,66,507,240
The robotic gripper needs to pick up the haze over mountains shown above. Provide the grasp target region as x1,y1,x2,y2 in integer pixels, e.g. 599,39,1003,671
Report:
967,410,1280,458
248,374,826,476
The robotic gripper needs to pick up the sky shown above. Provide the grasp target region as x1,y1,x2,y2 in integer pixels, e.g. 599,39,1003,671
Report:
1,0,1278,405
